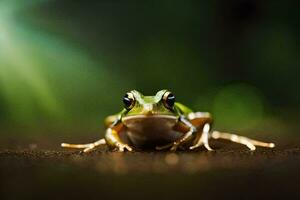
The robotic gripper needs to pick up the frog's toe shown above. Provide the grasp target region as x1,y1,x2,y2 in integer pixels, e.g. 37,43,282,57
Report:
189,143,214,151
189,144,199,150
115,143,133,152
83,146,96,153
124,145,133,152
156,142,186,151
170,146,178,152
170,142,182,151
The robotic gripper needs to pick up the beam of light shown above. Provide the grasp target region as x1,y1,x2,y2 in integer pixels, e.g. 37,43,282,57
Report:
0,0,130,126
0,0,64,121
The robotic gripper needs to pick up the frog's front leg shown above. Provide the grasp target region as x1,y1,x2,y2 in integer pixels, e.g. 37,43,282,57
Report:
189,123,213,151
186,112,213,151
103,114,133,152
61,115,133,152
105,123,133,152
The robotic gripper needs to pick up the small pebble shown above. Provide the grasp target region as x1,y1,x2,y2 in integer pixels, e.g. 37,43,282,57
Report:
165,153,179,165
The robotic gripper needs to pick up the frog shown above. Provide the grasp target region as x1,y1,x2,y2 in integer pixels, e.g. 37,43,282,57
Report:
61,89,275,152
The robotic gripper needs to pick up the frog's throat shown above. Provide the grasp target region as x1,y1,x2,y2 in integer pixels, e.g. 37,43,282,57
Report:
121,114,180,147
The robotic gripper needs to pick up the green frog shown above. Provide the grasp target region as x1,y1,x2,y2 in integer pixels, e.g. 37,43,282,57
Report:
62,90,275,152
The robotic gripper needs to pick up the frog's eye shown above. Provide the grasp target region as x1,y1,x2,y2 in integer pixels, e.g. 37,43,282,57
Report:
123,92,135,110
163,91,175,109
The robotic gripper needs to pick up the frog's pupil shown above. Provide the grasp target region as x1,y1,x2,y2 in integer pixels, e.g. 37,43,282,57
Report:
166,94,175,107
123,95,132,108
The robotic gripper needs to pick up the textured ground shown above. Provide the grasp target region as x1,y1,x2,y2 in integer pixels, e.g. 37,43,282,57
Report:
1,139,300,200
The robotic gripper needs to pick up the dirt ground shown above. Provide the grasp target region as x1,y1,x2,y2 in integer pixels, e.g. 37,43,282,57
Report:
1,138,300,200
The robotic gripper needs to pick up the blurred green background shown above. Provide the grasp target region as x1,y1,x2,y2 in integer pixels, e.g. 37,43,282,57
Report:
0,0,299,140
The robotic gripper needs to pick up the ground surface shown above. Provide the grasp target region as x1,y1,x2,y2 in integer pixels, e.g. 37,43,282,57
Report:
1,139,300,200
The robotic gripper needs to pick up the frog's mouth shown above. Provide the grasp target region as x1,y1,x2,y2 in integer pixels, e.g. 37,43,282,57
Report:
122,115,178,126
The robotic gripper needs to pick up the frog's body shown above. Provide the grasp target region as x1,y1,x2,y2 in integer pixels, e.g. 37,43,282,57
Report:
62,90,275,152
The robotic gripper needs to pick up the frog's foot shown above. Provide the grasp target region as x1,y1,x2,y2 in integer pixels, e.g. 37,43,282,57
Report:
155,143,174,151
61,138,106,153
156,135,194,152
189,123,213,151
156,142,184,151
211,131,275,151
114,142,133,152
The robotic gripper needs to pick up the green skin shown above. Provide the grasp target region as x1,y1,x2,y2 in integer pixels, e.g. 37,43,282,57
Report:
123,90,191,117
62,90,275,152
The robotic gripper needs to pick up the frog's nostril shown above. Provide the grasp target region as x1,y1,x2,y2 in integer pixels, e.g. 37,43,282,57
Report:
146,111,153,115
144,104,153,115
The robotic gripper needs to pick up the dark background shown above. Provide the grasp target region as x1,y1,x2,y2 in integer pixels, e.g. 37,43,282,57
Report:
0,1,300,199
0,0,299,138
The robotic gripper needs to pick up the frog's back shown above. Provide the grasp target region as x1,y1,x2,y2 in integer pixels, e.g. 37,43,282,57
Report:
175,102,193,116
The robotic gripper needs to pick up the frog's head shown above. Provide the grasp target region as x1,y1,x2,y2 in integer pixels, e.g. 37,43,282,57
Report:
121,90,181,144
122,89,180,117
